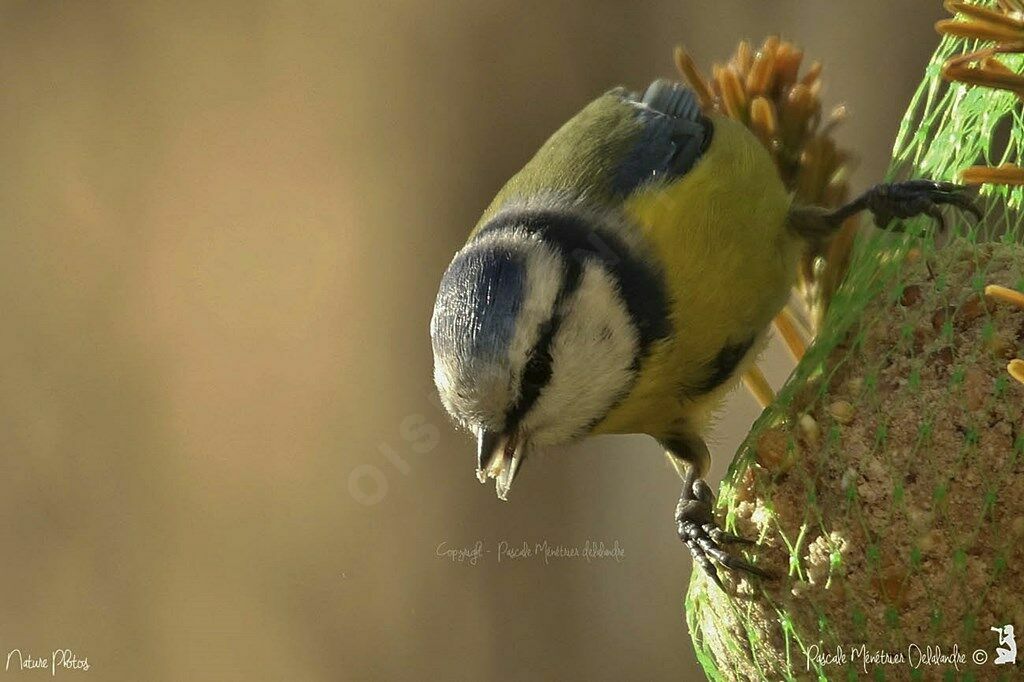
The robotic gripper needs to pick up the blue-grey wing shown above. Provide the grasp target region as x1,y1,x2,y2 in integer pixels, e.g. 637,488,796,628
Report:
611,79,713,198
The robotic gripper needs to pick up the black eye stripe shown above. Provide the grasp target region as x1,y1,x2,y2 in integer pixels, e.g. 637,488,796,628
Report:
503,314,559,432
501,249,583,432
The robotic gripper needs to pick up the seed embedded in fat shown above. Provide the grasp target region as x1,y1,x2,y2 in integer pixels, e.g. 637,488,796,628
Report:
829,400,855,424
1009,359,1024,385
799,413,820,446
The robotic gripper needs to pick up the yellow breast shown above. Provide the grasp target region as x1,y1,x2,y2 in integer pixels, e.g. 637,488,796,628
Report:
592,116,800,440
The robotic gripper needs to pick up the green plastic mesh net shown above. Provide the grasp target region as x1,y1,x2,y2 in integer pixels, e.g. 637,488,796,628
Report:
685,11,1024,682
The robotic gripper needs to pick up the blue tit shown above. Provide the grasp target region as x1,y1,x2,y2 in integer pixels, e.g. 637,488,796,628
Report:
429,79,979,587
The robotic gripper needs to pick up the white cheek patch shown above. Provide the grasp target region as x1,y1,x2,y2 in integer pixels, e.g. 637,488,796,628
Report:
523,262,639,445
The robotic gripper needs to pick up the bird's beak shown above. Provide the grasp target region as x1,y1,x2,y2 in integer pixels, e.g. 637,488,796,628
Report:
476,428,524,501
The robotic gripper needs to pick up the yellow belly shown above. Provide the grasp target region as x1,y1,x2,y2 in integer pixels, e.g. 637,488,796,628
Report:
592,116,799,440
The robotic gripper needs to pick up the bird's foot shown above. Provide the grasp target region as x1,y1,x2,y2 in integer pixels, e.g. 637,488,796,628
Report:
676,476,772,591
852,180,982,232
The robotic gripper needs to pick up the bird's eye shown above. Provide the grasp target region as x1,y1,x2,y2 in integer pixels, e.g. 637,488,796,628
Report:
521,349,553,390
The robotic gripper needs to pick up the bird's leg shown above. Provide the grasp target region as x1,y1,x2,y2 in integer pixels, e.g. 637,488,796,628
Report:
788,180,982,241
662,434,772,590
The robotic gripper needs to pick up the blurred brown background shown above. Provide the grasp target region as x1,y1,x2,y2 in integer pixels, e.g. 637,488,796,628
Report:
0,2,945,680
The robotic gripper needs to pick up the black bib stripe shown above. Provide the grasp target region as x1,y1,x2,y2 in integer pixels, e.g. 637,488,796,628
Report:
696,336,757,394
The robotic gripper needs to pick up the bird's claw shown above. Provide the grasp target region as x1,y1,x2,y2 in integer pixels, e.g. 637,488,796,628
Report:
675,477,772,591
863,180,982,232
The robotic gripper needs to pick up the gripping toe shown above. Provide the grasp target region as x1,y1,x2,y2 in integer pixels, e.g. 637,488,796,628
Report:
676,474,773,590
864,180,982,231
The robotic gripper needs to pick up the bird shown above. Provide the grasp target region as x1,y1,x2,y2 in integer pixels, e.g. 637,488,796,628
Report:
429,78,979,588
